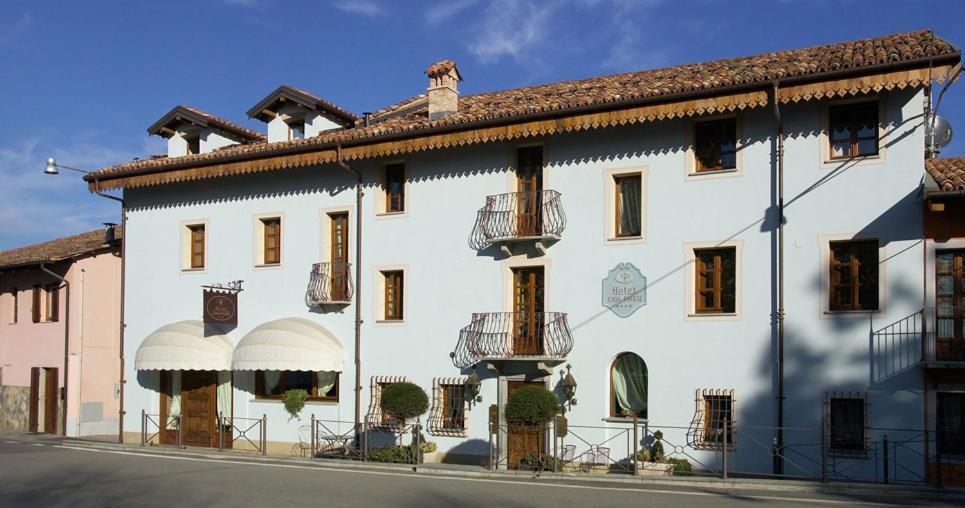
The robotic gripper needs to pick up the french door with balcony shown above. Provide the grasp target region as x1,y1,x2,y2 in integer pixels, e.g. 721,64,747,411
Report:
330,212,350,302
512,266,544,356
936,250,965,361
516,146,543,237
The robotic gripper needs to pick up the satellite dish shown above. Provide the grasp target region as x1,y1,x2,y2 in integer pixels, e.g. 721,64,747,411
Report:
931,114,953,149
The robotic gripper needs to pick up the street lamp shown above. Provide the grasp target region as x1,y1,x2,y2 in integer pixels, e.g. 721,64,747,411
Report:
45,158,92,176
44,156,126,444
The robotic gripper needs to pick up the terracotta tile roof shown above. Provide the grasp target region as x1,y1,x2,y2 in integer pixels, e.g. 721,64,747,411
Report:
0,228,121,270
926,156,965,191
90,30,958,183
147,105,265,142
426,60,461,79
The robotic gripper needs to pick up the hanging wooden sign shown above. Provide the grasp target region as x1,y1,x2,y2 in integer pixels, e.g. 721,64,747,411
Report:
203,289,238,326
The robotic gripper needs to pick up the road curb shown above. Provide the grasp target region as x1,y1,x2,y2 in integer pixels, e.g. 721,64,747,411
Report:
47,434,965,501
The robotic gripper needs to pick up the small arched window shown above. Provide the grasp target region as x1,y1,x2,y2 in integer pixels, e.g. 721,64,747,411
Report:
611,353,648,418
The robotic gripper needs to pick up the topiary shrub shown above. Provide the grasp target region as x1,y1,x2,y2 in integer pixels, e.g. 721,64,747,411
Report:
283,389,309,421
368,445,420,463
381,382,429,422
518,452,559,472
665,457,693,476
505,385,559,426
650,430,665,462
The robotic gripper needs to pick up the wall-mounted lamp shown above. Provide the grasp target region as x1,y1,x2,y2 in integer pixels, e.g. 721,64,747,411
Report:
465,370,482,407
561,363,577,410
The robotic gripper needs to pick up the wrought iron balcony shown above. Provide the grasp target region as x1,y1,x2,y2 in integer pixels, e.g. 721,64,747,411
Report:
305,262,353,306
469,190,566,252
451,312,573,369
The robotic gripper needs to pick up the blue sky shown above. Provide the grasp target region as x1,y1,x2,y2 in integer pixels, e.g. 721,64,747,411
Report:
0,0,962,249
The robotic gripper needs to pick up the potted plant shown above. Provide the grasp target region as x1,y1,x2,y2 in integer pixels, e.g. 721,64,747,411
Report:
376,382,430,463
630,430,693,476
283,389,309,422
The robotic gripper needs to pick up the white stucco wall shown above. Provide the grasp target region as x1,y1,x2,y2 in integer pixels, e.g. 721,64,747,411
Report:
122,88,928,476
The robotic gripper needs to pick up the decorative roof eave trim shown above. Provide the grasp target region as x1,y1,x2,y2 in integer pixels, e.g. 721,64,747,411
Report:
89,61,957,191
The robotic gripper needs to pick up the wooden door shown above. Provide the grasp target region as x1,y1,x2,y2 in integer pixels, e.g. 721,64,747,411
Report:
936,251,965,361
181,371,216,447
507,380,546,469
44,368,58,434
330,212,350,301
512,267,545,355
28,367,39,432
516,147,543,237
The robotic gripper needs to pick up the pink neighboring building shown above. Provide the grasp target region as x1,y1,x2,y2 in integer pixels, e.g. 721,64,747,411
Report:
0,227,121,437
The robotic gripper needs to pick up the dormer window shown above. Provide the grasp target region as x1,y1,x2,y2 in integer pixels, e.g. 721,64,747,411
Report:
247,86,358,143
148,105,266,158
184,133,200,155
286,118,305,140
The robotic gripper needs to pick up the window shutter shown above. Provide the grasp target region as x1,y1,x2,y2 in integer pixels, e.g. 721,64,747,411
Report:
49,285,59,322
32,286,41,323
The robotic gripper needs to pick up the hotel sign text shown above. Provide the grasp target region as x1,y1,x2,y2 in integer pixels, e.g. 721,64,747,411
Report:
602,263,647,318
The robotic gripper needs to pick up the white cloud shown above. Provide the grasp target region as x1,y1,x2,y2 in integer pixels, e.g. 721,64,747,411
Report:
334,0,385,17
425,0,477,25
466,0,557,63
0,133,162,249
0,12,31,44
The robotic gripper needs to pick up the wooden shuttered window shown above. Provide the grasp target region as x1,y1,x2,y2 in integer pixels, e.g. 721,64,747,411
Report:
614,174,642,237
829,240,879,311
32,286,41,323
935,251,965,362
383,271,404,320
441,384,466,430
262,218,281,265
695,248,736,314
703,394,734,446
189,225,205,269
829,101,879,160
11,287,17,324
45,284,59,323
385,163,406,213
694,118,737,172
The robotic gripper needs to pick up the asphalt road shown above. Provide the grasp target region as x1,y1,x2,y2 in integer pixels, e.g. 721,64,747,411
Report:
0,434,956,508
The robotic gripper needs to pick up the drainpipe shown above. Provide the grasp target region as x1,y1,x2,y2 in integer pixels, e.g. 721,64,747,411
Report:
39,263,69,436
336,144,364,435
91,179,126,444
772,81,786,476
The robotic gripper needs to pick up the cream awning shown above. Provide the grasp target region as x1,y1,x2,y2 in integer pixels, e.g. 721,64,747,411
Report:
134,320,234,371
232,317,344,372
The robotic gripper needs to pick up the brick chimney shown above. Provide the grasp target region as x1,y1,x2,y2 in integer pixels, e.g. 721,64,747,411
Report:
426,60,462,120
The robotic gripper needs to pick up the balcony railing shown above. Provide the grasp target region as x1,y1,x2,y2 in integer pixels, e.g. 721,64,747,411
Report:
469,190,566,250
305,262,353,306
871,309,965,378
451,312,573,369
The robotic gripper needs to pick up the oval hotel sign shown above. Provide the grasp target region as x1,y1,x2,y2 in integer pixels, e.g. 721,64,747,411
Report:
204,290,238,326
602,262,647,318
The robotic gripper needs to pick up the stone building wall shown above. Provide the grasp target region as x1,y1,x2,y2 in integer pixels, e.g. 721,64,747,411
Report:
0,385,30,430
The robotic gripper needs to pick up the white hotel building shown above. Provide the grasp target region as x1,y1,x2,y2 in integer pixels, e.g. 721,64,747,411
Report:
86,31,965,481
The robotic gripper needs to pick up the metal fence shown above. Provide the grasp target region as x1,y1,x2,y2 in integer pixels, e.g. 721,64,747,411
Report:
483,417,965,487
140,410,181,449
218,413,267,455
309,416,426,466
